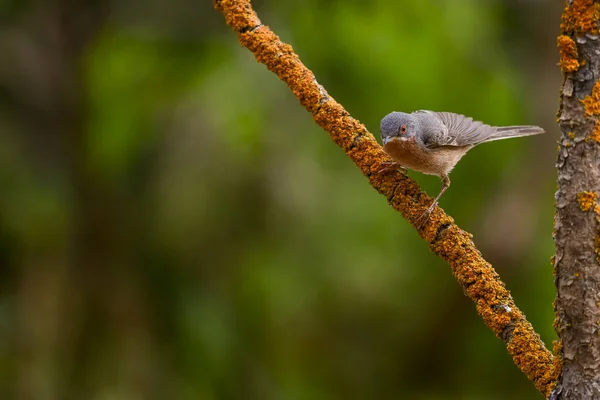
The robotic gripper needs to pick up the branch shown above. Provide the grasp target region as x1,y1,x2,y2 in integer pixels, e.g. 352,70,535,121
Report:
553,0,600,398
214,0,557,396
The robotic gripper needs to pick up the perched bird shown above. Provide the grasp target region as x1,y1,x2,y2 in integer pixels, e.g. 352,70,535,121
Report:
380,110,544,222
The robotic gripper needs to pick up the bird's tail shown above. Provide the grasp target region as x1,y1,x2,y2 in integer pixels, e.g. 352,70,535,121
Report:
483,125,545,143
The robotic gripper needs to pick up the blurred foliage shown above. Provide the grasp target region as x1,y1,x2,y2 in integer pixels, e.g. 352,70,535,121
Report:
0,0,562,399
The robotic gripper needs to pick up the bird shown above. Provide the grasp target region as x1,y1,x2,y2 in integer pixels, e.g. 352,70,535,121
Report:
379,110,544,223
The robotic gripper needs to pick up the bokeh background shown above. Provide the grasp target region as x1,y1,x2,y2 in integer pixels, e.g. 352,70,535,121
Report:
0,0,563,399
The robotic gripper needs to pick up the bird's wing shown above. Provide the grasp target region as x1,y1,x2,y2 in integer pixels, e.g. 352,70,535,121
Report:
430,112,497,147
429,112,544,147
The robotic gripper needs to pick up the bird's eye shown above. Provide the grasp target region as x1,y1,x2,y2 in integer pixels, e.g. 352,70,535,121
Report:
400,125,407,135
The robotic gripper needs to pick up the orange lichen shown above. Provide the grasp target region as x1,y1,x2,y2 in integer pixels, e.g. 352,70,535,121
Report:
506,322,559,398
561,0,600,34
547,340,563,396
215,0,556,396
553,314,564,333
577,191,597,211
580,83,600,141
582,80,600,116
588,121,600,142
213,0,262,32
558,35,580,72
553,340,562,353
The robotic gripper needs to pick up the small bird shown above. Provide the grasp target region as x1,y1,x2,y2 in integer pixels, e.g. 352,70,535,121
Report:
380,110,544,222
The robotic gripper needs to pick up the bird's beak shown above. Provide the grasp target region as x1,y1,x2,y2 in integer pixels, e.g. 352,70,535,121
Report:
383,136,391,146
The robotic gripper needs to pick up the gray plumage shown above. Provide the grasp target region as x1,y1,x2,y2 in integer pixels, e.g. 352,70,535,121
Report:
380,110,545,149
379,110,544,224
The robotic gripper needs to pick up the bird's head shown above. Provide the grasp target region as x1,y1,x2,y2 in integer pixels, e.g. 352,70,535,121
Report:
380,112,417,146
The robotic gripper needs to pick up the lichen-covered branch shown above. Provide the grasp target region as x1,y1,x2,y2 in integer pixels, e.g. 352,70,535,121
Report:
553,1,600,398
214,0,557,396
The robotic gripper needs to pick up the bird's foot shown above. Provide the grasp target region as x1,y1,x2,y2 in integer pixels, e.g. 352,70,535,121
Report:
378,161,406,174
415,201,438,229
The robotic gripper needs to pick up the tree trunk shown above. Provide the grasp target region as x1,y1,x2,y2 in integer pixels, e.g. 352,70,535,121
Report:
553,1,600,398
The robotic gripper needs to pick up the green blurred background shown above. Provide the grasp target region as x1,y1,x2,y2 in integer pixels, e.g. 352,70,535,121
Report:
0,0,562,399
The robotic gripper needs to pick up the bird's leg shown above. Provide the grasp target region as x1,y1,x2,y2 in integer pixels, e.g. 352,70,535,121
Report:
416,174,450,228
378,161,406,174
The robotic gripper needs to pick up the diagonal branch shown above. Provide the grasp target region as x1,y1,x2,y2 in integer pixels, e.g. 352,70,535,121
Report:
214,0,558,396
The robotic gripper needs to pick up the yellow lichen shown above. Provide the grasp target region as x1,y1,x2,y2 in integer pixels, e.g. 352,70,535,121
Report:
505,322,557,397
588,121,600,143
561,0,600,34
558,35,580,72
581,80,600,116
553,315,564,333
548,340,563,396
577,191,597,212
580,84,600,141
568,131,576,139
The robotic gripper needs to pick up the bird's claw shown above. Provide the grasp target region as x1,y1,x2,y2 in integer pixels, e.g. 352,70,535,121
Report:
415,201,438,230
378,161,406,174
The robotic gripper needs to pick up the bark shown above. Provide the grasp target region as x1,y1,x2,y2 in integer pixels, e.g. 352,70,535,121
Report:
553,1,600,399
214,0,559,396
